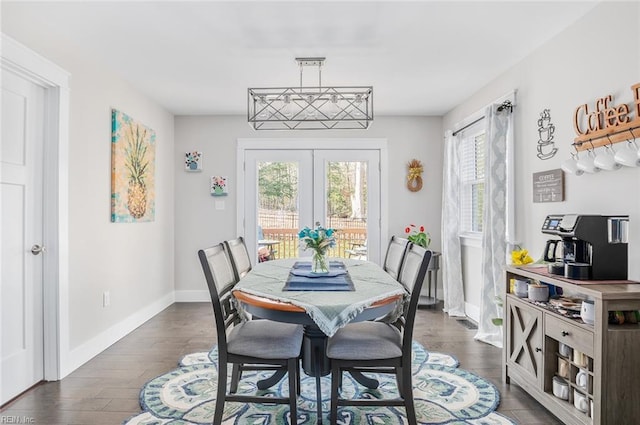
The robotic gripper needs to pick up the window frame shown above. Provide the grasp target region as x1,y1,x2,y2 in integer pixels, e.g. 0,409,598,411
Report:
458,126,486,243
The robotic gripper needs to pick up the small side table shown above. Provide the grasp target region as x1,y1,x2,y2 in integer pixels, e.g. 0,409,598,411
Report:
418,251,441,308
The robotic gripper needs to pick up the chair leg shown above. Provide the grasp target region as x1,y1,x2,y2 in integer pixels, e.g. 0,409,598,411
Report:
287,359,298,425
401,366,417,425
330,363,341,425
296,359,301,395
230,363,241,393
214,361,227,425
395,366,404,397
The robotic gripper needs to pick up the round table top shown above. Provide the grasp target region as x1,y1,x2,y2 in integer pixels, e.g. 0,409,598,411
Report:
233,258,406,336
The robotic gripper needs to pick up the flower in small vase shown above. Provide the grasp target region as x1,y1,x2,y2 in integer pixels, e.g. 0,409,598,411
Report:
511,249,534,265
299,222,336,273
405,224,430,248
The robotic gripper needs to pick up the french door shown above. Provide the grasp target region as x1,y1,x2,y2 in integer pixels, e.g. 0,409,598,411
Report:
241,146,382,264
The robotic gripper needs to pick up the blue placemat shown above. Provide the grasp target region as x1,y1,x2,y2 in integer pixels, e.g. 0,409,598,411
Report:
284,261,354,291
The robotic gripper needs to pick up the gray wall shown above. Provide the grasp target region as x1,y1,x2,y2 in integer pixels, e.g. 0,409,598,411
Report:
2,30,176,373
174,115,443,298
443,1,640,317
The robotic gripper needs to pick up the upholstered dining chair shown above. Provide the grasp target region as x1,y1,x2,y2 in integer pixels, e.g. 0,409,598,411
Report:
383,236,410,280
198,243,303,425
326,244,432,425
225,237,252,281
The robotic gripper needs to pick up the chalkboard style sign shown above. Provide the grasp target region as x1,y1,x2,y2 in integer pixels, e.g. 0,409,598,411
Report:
533,169,564,203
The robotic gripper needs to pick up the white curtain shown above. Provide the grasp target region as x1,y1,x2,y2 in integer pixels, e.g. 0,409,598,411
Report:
441,130,465,317
474,105,513,347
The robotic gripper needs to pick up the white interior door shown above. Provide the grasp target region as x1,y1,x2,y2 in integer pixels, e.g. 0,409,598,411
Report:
1,69,46,404
242,146,382,264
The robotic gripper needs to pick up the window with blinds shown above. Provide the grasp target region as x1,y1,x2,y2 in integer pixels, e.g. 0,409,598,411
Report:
460,130,485,234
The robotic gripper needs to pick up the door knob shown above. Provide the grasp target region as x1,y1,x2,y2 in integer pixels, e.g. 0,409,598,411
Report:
31,244,46,255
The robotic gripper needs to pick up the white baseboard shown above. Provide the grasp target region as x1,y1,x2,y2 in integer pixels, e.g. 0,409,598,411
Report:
62,292,175,378
174,290,210,302
465,302,480,323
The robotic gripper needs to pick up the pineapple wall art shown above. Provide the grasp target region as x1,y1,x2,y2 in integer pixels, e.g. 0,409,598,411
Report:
111,109,156,222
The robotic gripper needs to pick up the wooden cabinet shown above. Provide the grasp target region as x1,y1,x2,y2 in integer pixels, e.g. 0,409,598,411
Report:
503,266,640,425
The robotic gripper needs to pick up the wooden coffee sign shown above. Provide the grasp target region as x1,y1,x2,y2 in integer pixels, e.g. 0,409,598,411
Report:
533,169,564,203
573,82,640,151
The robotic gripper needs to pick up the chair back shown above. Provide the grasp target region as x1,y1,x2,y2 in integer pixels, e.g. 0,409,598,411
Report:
397,245,432,352
198,244,240,356
225,237,252,280
383,236,410,280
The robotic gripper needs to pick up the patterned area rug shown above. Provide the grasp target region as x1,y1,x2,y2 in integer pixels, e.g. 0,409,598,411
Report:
123,341,515,424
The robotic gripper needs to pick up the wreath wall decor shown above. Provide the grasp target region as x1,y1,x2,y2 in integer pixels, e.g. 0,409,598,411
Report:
407,159,424,192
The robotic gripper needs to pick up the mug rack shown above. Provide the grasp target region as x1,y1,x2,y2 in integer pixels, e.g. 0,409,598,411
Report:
573,123,640,152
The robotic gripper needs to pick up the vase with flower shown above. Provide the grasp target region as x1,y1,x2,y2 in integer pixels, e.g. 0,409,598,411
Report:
298,222,336,274
405,224,430,248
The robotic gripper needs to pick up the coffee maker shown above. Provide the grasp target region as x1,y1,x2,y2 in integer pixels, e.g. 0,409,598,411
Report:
542,214,629,280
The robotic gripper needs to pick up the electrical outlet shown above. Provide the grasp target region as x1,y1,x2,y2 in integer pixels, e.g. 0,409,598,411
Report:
103,291,110,307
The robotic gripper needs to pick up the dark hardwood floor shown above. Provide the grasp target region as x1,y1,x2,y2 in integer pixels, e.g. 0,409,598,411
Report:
1,302,562,424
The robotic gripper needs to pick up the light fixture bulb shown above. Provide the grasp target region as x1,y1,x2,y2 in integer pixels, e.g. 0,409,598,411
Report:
258,96,269,119
305,94,316,118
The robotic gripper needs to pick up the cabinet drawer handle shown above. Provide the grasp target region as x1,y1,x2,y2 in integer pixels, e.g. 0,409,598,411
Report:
535,347,542,352
561,331,570,337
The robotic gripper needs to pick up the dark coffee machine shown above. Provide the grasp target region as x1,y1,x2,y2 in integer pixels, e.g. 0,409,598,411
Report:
542,214,629,280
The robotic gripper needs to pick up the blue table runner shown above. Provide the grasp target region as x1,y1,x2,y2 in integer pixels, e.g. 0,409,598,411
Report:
284,261,355,291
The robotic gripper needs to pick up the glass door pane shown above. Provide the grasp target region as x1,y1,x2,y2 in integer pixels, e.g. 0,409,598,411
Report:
324,161,368,259
257,161,299,261
314,150,381,263
244,150,313,262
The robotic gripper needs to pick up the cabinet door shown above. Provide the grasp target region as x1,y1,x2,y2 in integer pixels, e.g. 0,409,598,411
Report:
506,296,544,386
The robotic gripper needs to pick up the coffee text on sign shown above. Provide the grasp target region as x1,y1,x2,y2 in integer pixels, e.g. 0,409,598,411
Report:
572,83,640,151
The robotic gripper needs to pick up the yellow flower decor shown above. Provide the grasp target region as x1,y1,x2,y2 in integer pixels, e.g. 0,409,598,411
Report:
406,159,424,192
511,249,534,265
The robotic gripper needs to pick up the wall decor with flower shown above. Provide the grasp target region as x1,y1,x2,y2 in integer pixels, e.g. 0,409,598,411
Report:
185,151,202,171
210,176,228,196
406,159,424,192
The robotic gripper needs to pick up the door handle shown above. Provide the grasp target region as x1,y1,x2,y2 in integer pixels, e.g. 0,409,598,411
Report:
31,244,46,255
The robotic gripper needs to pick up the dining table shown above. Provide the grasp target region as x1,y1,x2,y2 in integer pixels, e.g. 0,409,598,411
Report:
232,257,407,424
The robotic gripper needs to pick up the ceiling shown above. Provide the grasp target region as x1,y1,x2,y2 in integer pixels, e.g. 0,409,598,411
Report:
2,1,600,116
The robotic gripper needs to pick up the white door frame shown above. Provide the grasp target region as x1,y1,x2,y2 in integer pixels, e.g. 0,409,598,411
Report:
236,138,388,265
2,34,70,380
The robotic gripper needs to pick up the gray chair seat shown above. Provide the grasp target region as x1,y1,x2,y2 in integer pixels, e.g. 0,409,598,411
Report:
327,322,401,360
228,319,303,359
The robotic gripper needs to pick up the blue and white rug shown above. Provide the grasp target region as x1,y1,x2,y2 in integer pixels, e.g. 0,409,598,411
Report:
123,341,515,424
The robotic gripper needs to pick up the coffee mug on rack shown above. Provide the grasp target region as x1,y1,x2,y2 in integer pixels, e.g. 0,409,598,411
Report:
574,389,589,413
576,368,589,390
594,145,622,171
558,357,570,378
614,140,640,167
561,153,584,176
576,149,601,173
573,350,589,368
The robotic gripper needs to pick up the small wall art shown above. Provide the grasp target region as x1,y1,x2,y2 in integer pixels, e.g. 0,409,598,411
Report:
185,151,203,171
532,169,564,203
210,176,228,196
536,109,558,160
111,109,156,223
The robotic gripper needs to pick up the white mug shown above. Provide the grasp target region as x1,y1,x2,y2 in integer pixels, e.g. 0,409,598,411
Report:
576,368,589,390
561,154,584,176
581,300,595,325
574,389,589,413
594,146,622,171
576,150,601,173
614,141,640,167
